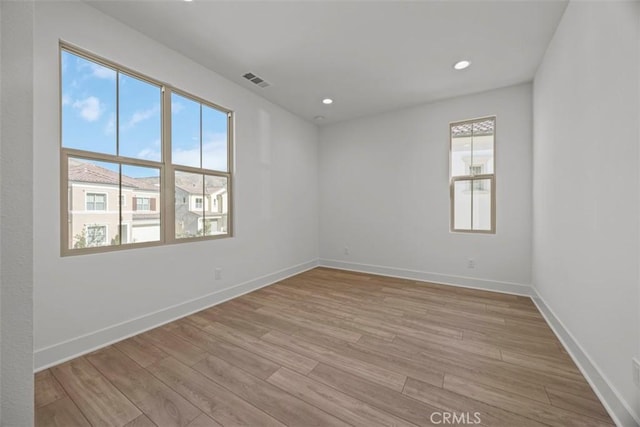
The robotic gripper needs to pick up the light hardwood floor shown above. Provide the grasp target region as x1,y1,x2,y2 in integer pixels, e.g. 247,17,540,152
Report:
35,267,614,426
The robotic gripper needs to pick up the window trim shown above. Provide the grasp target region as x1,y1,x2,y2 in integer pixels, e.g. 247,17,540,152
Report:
449,116,496,234
60,41,233,256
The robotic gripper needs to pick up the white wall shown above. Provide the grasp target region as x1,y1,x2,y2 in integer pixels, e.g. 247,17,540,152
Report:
533,1,640,424
1,1,35,424
33,1,319,368
319,84,532,292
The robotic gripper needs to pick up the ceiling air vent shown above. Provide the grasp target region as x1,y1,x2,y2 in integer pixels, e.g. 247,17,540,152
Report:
243,72,271,88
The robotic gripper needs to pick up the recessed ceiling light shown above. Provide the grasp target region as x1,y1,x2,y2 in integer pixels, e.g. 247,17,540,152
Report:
314,115,326,121
184,0,193,2
322,98,333,105
453,60,471,70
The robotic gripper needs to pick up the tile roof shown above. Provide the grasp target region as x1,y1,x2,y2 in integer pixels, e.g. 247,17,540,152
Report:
69,158,226,195
452,119,495,137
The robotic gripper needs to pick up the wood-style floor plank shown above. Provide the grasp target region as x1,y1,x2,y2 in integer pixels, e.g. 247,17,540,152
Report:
123,414,157,427
35,370,67,409
193,354,350,426
546,387,613,423
444,374,614,427
262,330,407,392
148,357,285,427
403,377,548,427
165,320,280,380
86,346,201,427
185,414,223,427
114,335,169,368
138,327,207,367
200,320,319,374
35,397,91,427
51,358,141,426
267,367,418,427
35,267,614,427
308,363,440,426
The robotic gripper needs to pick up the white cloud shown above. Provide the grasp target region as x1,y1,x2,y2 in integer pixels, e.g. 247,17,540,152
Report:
72,96,103,122
62,94,72,106
171,101,185,114
136,139,162,162
125,105,159,129
104,113,115,135
172,133,227,171
90,63,116,80
171,147,200,168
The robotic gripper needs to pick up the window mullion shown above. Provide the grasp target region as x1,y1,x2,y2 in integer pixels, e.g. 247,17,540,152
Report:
163,86,174,244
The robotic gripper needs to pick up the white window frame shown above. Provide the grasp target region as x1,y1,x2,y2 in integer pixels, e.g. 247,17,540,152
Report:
449,116,496,234
60,42,233,256
86,192,107,211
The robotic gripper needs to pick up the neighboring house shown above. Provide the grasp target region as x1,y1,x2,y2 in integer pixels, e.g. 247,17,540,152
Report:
68,159,228,248
68,159,161,248
174,174,228,239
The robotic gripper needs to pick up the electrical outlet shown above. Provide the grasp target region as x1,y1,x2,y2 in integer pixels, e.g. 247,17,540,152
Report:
633,358,640,387
344,246,350,255
467,258,475,269
214,268,222,280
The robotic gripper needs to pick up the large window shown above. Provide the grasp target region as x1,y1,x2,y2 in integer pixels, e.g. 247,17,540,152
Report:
450,117,495,233
61,43,233,255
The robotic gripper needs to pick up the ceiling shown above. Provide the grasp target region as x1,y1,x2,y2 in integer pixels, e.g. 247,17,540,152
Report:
88,1,568,125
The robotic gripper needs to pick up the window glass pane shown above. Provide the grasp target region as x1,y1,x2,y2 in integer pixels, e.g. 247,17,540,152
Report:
175,171,204,239
122,165,161,244
68,157,120,249
204,175,229,236
451,134,472,177
453,180,472,230
171,93,201,168
119,73,162,161
61,50,117,155
472,119,494,175
472,178,492,231
202,105,228,172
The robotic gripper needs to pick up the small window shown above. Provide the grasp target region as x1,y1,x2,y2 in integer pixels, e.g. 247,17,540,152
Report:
85,225,107,247
194,197,203,210
135,197,151,211
450,117,495,233
86,193,107,211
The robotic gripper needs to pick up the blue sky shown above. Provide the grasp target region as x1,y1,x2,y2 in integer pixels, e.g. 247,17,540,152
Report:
62,50,228,177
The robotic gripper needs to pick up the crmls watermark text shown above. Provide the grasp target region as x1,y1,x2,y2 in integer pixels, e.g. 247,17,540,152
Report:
430,411,482,424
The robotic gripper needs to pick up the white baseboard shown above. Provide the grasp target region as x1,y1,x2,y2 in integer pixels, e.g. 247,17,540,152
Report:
532,293,640,427
319,258,534,296
33,259,319,372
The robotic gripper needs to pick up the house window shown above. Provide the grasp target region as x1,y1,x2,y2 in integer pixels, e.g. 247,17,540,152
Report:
450,117,495,233
61,43,233,255
86,193,106,211
194,197,203,210
135,197,151,211
85,225,107,247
